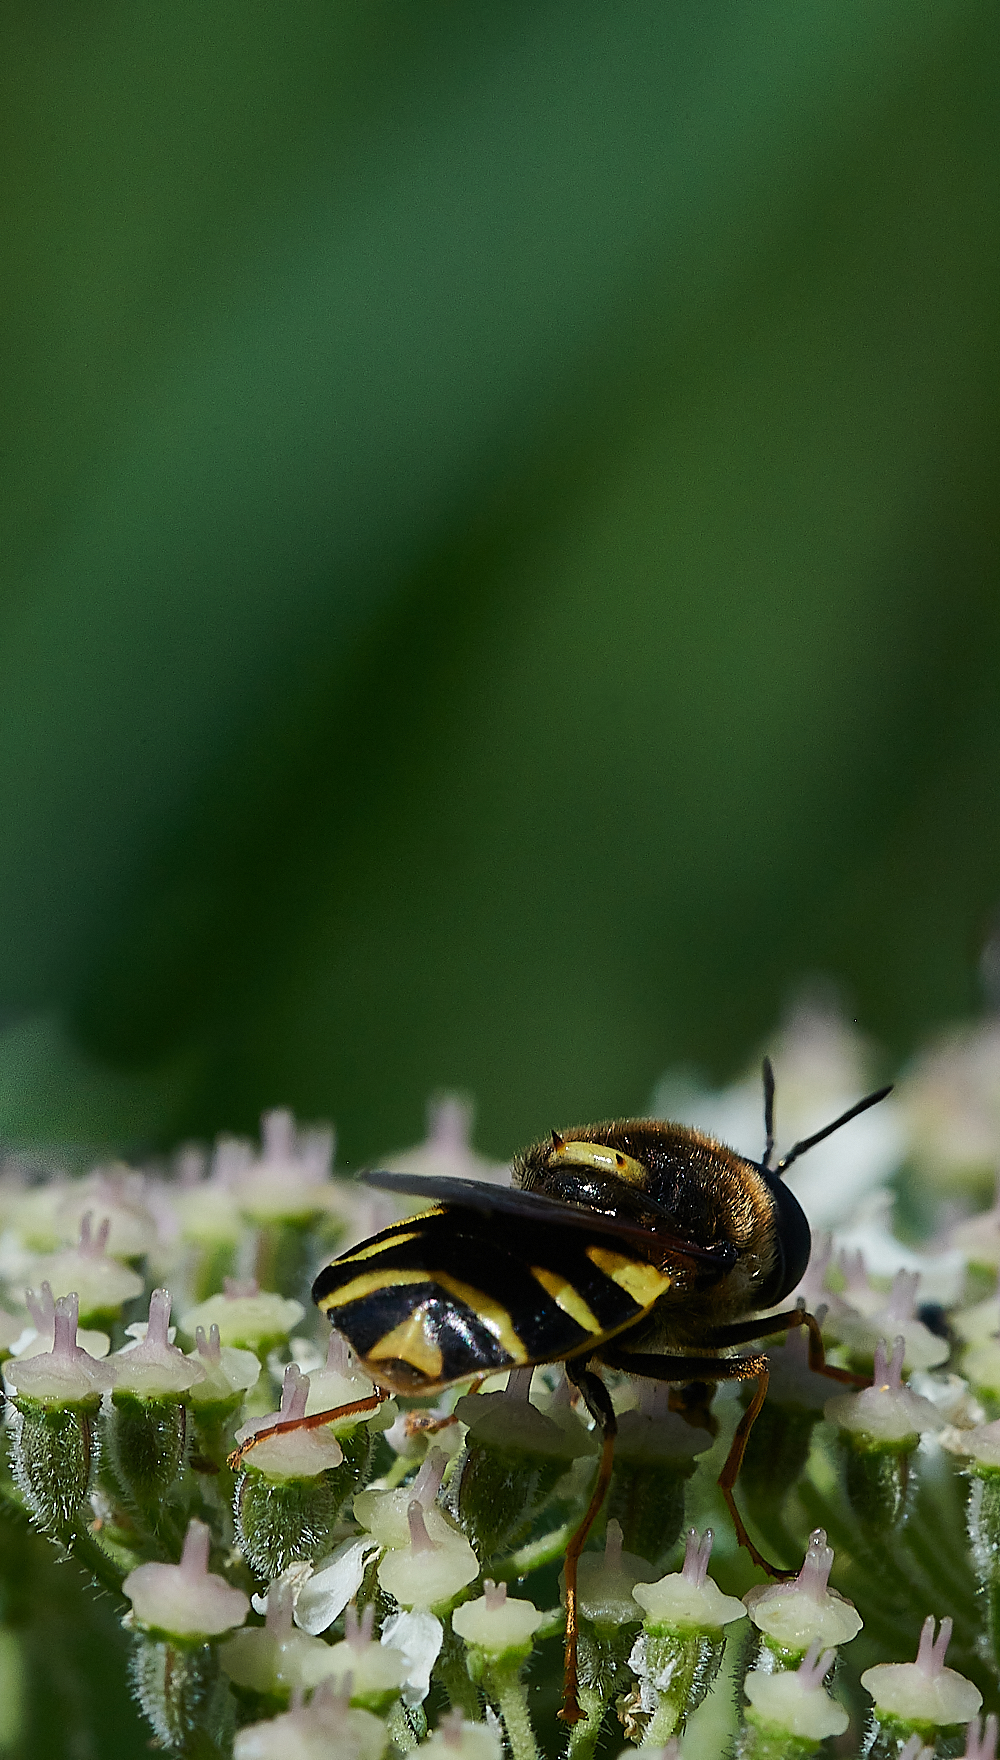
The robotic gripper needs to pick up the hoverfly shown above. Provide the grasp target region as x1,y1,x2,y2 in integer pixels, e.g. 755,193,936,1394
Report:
242,1062,890,1724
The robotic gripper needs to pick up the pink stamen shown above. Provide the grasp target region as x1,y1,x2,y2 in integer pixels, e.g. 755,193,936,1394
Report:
179,1520,211,1577
872,1335,906,1390
325,1330,353,1374
52,1294,81,1358
439,1709,467,1749
797,1638,835,1691
681,1527,713,1589
411,1446,447,1508
428,1096,473,1155
796,1529,834,1600
195,1324,223,1363
25,1282,55,1333
78,1213,111,1259
604,1520,624,1569
915,1614,952,1678
261,1109,296,1163
505,1366,533,1401
264,1578,295,1638
886,1270,920,1325
406,1501,437,1555
483,1579,507,1611
965,1712,1000,1760
278,1364,310,1423
146,1289,172,1349
344,1603,375,1650
838,1247,869,1296
224,1277,259,1299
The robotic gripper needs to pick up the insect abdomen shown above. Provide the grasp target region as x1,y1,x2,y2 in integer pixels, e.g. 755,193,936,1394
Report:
312,1207,673,1392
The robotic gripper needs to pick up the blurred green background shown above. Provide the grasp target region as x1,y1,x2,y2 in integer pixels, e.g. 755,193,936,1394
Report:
1,0,998,1170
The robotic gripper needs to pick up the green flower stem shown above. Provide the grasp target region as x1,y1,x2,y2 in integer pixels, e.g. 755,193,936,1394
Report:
566,1683,605,1760
68,1519,127,1599
487,1663,538,1760
737,1715,819,1760
439,1619,482,1720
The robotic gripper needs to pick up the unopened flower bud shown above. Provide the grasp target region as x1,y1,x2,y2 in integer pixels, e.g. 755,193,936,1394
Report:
744,1529,862,1662
744,1640,849,1742
861,1616,982,1737
124,1519,249,1639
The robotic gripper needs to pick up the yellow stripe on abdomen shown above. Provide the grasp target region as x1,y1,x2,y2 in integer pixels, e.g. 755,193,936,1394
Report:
530,1266,602,1336
585,1247,672,1307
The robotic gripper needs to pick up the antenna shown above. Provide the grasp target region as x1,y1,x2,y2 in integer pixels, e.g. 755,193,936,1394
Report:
773,1082,893,1177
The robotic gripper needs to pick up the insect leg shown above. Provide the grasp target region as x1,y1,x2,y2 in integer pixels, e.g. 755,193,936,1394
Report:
703,1305,868,1387
558,1358,618,1728
226,1391,388,1470
599,1345,794,1578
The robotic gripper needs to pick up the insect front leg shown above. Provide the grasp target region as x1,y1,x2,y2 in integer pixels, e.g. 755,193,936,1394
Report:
558,1357,618,1727
703,1304,869,1387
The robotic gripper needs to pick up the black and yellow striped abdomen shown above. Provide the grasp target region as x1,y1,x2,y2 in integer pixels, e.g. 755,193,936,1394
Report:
312,1204,673,1392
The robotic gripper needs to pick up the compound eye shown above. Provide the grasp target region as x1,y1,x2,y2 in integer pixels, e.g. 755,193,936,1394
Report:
548,1139,648,1186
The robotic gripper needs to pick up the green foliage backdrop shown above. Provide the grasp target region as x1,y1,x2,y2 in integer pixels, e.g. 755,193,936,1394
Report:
1,0,998,1164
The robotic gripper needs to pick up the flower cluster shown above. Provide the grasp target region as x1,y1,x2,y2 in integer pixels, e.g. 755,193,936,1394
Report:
4,1011,1000,1756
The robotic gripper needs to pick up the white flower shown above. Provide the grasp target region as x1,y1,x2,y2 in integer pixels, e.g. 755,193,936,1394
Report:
109,1289,206,1400
744,1640,849,1740
293,1537,381,1636
235,1364,344,1479
861,1615,982,1727
379,1608,444,1705
631,1527,745,1633
825,1337,946,1445
3,1292,112,1404
452,1580,543,1660
123,1519,249,1638
180,1280,304,1352
29,1213,143,1319
744,1528,862,1651
233,1681,388,1760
